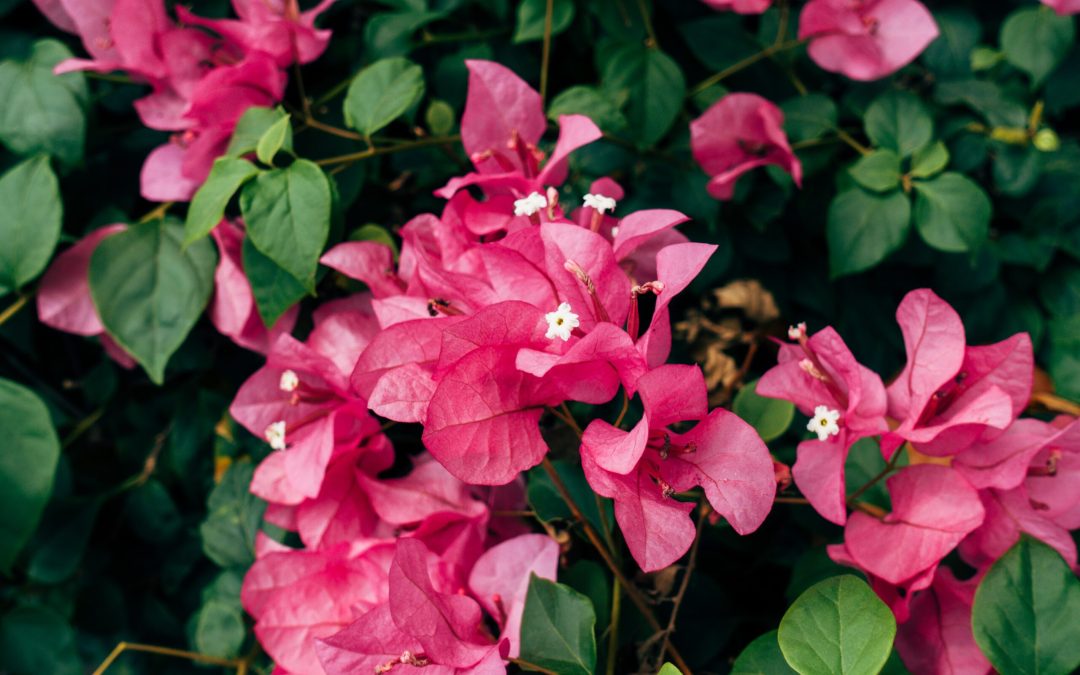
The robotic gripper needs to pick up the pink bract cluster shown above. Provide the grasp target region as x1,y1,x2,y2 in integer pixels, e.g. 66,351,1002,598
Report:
32,0,332,202
759,289,1080,673
224,60,779,673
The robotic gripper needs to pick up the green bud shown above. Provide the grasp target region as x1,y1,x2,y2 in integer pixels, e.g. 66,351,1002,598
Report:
1033,128,1061,153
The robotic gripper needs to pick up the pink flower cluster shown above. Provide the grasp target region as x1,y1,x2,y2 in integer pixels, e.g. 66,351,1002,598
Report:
228,60,778,672
759,289,1079,673
33,0,333,201
704,0,939,82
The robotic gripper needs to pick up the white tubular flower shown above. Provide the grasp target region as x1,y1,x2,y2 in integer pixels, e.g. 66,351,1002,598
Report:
583,193,617,214
788,322,807,340
513,192,548,217
265,421,287,451
545,302,580,341
279,369,299,392
807,406,841,442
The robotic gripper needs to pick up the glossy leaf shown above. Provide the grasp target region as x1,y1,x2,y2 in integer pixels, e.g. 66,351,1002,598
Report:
849,150,903,193
519,574,597,675
827,188,911,278
184,158,259,245
1000,7,1075,86
0,378,60,574
864,91,933,158
255,113,292,166
910,141,950,179
912,172,991,252
344,57,425,136
777,575,896,675
602,45,685,146
513,0,575,43
732,631,796,675
0,155,61,295
89,219,217,384
226,107,293,158
972,537,1080,675
734,378,795,443
242,236,309,327
200,460,265,569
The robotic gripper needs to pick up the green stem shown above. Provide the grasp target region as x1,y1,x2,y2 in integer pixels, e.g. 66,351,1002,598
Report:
688,39,806,97
314,135,461,167
540,0,555,104
0,294,29,328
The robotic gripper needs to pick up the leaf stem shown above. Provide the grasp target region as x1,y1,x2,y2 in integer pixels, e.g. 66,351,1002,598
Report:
846,447,903,506
656,505,708,667
314,135,461,166
92,641,245,675
636,0,659,48
606,577,622,675
0,294,30,328
688,39,806,97
540,0,555,104
539,457,693,675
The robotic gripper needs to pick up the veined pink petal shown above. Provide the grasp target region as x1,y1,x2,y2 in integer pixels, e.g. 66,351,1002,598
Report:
535,114,602,186
954,418,1078,490
895,568,990,674
581,418,650,476
321,241,402,299
359,455,487,526
637,243,717,368
792,436,849,526
959,487,1078,569
140,142,202,202
37,224,126,335
461,60,545,175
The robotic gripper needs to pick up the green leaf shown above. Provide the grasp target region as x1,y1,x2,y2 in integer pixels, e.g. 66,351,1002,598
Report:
972,537,1080,675
0,606,81,675
602,45,686,146
732,631,796,675
27,498,99,584
513,0,575,43
734,379,795,443
921,9,982,76
184,157,259,245
240,159,332,290
843,438,892,512
0,39,86,166
777,575,897,675
527,459,611,536
242,236,309,327
1047,315,1080,402
226,106,293,158
0,155,61,295
548,85,628,133
827,188,911,278
256,113,291,166
349,223,399,260
425,99,455,136
781,94,838,143
125,479,181,543
344,57,425,137
89,219,217,384
200,459,265,569
1000,7,1075,87
0,378,60,574
519,574,597,675
658,664,683,675
194,600,246,659
864,91,934,157
910,141,950,179
849,150,903,193
912,172,991,252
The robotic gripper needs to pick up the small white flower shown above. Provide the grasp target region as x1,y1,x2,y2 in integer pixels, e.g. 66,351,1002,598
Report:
513,192,548,217
807,405,841,442
788,322,807,340
265,421,287,451
583,193,617,214
279,369,299,392
610,225,620,237
545,302,580,341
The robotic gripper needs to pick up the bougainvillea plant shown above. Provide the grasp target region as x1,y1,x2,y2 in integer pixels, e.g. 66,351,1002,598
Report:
1,0,1080,673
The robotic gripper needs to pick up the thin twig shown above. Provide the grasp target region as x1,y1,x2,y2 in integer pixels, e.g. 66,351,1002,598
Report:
92,641,244,675
302,117,364,141
314,135,461,166
688,39,806,97
606,577,622,675
1030,391,1080,417
657,505,708,667
539,458,693,674
62,407,105,448
540,0,555,104
0,294,29,328
636,0,658,48
846,448,902,506
613,390,631,428
774,496,810,505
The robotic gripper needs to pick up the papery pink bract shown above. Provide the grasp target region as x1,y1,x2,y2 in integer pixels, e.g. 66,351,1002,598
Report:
954,417,1080,491
691,93,802,200
37,224,126,336
702,0,772,14
895,568,991,674
1043,0,1080,14
798,0,940,81
843,465,984,586
461,60,545,175
959,487,1078,570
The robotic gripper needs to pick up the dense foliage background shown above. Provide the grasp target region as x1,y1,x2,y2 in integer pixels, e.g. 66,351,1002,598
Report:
1,0,1079,673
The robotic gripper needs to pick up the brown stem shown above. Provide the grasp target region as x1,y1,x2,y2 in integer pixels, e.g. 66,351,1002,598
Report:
846,448,902,507
688,39,806,97
92,641,244,675
0,294,30,328
540,0,554,104
657,505,708,667
636,0,658,48
303,117,364,141
1030,391,1080,417
314,135,461,166
539,458,693,674
606,577,622,675
774,496,810,505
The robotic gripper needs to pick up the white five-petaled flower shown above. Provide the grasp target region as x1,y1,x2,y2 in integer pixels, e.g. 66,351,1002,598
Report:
788,322,807,340
807,405,840,442
545,302,580,341
265,421,287,451
279,369,299,392
513,192,548,217
583,193,617,214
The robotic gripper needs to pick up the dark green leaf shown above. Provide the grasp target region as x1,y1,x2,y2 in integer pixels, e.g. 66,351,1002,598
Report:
782,94,838,143
0,378,60,574
241,159,331,290
125,479,181,543
520,574,597,675
562,560,610,635
910,141,950,179
0,155,61,294
200,459,265,569
227,107,293,158
1047,315,1080,402
425,99,455,135
827,188,912,278
184,157,259,245
548,85,628,133
732,631,796,675
921,9,982,76
844,438,892,512
89,219,217,384
513,0,575,43
194,600,246,659
0,39,86,166
1000,7,1075,87
344,57,425,137
27,498,100,584
679,15,761,72
777,575,896,675
972,537,1080,675
864,91,933,157
0,606,81,675
734,378,795,443
256,113,292,166
602,45,685,146
243,236,309,327
912,172,991,252
527,459,611,536
849,150,903,193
